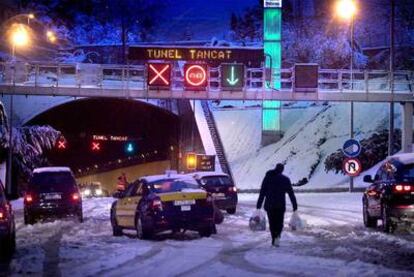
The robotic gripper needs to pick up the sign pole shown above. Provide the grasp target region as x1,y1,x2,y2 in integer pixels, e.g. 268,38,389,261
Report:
350,101,354,192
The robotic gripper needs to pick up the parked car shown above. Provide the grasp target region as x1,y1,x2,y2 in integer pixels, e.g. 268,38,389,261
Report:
80,182,108,198
363,153,414,233
188,172,238,214
110,173,216,239
24,167,83,225
0,182,15,260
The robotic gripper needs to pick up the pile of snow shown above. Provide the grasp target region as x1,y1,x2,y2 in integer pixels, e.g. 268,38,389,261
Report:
212,102,402,190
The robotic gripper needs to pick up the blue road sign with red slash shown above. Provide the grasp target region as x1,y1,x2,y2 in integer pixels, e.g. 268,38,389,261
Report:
342,139,361,158
343,158,362,177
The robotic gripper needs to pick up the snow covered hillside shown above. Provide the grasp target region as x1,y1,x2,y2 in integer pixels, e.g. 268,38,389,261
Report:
213,102,402,190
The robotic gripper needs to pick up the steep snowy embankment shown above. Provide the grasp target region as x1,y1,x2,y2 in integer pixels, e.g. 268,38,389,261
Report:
214,103,402,190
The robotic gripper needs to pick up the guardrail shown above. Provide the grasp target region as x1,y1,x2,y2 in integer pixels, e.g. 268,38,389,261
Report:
0,62,413,101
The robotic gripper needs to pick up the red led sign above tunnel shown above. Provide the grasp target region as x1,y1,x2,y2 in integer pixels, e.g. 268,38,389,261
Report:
184,64,208,90
147,63,172,88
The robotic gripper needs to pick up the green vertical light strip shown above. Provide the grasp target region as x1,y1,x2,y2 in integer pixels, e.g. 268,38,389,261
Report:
263,8,282,132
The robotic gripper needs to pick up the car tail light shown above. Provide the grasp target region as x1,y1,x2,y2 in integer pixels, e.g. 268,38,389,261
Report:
0,206,7,221
151,199,163,211
25,194,33,204
393,184,412,193
228,186,237,193
72,193,80,201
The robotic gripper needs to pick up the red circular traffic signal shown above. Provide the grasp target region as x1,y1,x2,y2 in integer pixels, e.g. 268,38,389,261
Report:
184,64,208,90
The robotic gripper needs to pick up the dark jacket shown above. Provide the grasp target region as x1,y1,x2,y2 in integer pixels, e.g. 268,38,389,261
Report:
256,170,298,211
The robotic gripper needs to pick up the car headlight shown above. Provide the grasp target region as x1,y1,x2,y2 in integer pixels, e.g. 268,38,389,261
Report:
83,189,91,196
95,189,103,196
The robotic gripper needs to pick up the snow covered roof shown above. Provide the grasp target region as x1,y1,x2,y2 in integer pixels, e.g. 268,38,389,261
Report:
387,153,414,165
33,167,72,174
186,171,229,179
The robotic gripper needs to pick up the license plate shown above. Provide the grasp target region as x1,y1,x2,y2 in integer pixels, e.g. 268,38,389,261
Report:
181,206,191,211
44,193,61,200
174,200,195,206
212,193,226,200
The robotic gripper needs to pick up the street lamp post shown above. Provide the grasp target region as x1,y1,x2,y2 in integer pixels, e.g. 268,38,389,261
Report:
335,0,357,192
6,23,30,195
388,0,395,157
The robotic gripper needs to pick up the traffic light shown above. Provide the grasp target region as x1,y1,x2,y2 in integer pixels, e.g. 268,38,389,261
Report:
147,63,172,88
124,141,137,155
221,63,244,90
55,137,67,151
186,152,197,170
184,64,208,90
91,141,101,152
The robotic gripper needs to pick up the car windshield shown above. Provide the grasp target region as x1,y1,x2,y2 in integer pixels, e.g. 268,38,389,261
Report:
30,172,76,191
396,163,414,181
149,180,199,193
200,176,232,186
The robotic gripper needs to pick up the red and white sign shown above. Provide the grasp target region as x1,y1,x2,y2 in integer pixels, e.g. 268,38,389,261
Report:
343,158,362,177
184,64,208,90
147,63,171,87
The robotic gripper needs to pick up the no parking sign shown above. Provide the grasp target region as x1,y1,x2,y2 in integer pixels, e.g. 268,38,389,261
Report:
343,158,362,177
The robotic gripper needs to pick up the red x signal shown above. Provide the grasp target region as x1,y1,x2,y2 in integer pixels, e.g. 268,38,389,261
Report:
91,141,101,151
147,63,171,87
57,140,66,149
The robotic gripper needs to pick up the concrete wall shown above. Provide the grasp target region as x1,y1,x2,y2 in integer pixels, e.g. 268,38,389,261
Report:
76,160,171,193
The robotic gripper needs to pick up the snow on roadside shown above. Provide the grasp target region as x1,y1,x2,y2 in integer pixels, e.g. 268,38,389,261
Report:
213,103,402,190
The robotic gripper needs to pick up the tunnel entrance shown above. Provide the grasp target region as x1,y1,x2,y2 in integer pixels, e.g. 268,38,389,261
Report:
25,98,180,179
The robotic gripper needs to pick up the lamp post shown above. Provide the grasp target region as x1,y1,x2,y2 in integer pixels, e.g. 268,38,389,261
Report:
6,24,30,195
335,0,357,192
388,0,395,157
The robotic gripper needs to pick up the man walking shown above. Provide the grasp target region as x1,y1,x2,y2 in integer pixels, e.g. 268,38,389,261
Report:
257,163,297,247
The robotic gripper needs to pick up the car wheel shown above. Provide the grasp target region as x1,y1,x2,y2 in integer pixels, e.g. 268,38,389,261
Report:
226,208,236,215
135,215,152,240
24,212,35,225
363,202,377,228
382,204,394,233
78,212,84,223
110,209,123,237
199,224,215,238
0,232,15,261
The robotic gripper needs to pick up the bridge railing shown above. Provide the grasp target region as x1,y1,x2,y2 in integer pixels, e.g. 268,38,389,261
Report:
0,62,413,95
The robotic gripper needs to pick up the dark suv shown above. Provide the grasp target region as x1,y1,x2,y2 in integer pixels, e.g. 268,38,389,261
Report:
24,167,83,224
189,172,238,214
363,154,414,233
0,182,15,260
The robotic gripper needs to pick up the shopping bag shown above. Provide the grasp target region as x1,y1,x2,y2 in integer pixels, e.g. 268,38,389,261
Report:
289,211,306,231
249,209,266,231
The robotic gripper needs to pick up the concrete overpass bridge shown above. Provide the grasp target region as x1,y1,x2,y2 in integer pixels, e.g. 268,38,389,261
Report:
0,61,413,163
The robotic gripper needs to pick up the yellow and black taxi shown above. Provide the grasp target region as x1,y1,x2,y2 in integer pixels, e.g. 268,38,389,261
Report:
110,174,216,239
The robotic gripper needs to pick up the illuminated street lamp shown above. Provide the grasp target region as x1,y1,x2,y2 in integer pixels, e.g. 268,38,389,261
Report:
27,13,35,25
335,0,357,192
335,0,357,20
8,23,30,60
46,30,57,43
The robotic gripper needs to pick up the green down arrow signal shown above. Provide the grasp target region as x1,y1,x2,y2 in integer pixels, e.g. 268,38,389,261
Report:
226,66,239,86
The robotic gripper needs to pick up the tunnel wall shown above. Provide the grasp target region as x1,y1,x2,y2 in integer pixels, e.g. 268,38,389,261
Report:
76,160,171,193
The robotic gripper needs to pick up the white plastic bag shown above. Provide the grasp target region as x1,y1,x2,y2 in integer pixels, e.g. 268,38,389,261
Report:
249,209,266,231
289,211,306,231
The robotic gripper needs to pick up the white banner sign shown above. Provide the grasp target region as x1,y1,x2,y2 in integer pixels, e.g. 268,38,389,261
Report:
264,0,282,8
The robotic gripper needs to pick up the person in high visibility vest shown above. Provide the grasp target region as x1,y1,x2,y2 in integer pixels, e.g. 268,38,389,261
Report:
116,173,128,191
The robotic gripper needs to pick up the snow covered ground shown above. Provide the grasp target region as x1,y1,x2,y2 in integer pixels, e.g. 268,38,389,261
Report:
213,102,402,190
1,194,413,277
